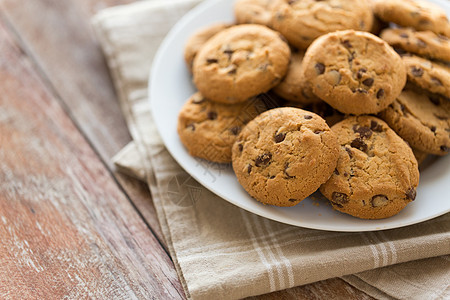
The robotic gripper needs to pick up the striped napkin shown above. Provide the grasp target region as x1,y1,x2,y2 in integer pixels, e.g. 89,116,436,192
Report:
92,1,450,299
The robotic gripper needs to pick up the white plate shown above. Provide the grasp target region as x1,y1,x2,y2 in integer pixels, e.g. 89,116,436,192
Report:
150,0,450,231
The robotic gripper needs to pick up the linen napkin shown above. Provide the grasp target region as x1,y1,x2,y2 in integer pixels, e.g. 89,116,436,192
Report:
92,1,450,299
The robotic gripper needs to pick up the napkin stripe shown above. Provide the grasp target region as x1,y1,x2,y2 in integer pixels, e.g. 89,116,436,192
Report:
240,210,277,292
360,233,380,268
251,214,286,290
262,218,295,288
370,232,389,266
379,231,397,265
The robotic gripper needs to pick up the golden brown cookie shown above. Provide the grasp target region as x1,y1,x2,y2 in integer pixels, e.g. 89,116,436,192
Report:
300,30,406,115
381,28,450,62
234,0,275,27
379,89,450,156
184,23,231,72
193,24,290,104
373,0,450,37
272,50,321,104
232,107,339,207
271,0,373,49
320,116,420,219
403,55,450,98
178,92,276,163
285,101,346,127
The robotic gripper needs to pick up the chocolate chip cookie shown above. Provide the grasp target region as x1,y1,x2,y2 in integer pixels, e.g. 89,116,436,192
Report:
403,55,450,99
232,107,339,207
178,92,276,163
381,28,450,62
184,23,231,72
234,0,275,27
193,24,290,104
271,0,373,50
300,30,406,115
272,50,321,104
379,89,450,156
373,0,450,37
320,116,420,219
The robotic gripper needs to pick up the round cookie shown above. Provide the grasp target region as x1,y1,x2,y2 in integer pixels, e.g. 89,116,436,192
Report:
270,0,373,50
272,50,321,104
184,23,231,72
300,30,406,115
285,101,345,127
379,89,450,156
234,0,275,27
193,24,291,104
373,0,450,38
402,55,450,99
320,116,420,219
178,92,276,163
381,28,450,62
232,107,339,207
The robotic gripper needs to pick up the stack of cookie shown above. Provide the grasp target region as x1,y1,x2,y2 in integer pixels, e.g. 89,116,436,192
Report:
177,0,449,220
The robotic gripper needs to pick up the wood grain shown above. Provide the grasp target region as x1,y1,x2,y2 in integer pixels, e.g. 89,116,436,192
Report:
0,18,183,299
0,0,166,245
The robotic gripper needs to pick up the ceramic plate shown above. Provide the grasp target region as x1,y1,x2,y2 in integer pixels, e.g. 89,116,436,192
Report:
150,0,450,231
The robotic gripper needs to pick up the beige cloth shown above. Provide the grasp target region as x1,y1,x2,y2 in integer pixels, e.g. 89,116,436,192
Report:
92,1,450,299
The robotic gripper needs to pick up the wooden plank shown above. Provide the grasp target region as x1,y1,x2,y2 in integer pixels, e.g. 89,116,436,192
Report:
0,18,184,299
0,0,167,245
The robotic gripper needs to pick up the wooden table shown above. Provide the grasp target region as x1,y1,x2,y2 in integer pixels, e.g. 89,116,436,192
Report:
0,1,373,298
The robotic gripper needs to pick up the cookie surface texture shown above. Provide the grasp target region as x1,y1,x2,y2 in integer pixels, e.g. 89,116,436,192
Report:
184,23,231,72
193,24,290,104
381,28,450,62
379,89,450,156
178,93,274,163
271,0,373,49
234,0,275,27
373,0,450,37
301,30,406,115
320,116,420,219
403,55,450,98
232,107,339,207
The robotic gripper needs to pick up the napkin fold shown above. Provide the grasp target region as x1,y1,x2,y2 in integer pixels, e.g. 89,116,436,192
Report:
92,1,450,299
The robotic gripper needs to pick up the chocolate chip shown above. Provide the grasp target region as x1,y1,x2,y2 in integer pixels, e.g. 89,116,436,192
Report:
429,95,440,105
186,123,195,131
351,137,368,152
394,48,408,55
206,58,218,64
355,88,368,94
411,66,424,77
269,175,275,179
238,143,243,152
345,147,353,158
343,172,349,177
430,126,436,132
304,115,313,119
371,195,389,207
441,145,449,152
247,164,252,174
315,63,325,75
376,89,385,99
255,153,272,167
400,33,409,38
289,198,298,202
334,169,340,175
288,0,297,4
342,40,352,48
223,49,234,56
228,67,237,75
353,125,373,138
416,39,427,48
230,126,241,135
406,187,416,200
274,132,286,143
370,120,383,132
431,77,443,86
362,78,374,87
207,111,217,120
332,192,349,204
356,68,367,79
192,94,205,104
314,130,323,134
